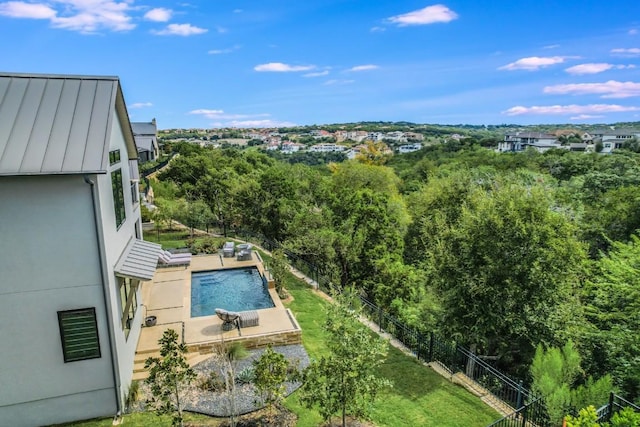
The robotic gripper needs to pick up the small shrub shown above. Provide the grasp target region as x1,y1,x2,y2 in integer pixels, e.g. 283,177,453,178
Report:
610,407,640,427
236,366,256,385
198,371,225,392
190,236,223,254
124,380,140,411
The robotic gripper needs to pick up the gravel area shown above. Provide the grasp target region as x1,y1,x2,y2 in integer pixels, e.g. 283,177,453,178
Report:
136,344,310,417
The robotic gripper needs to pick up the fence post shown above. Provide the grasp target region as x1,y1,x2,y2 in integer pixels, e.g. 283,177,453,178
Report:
516,380,523,409
607,392,615,421
521,401,528,427
428,332,434,362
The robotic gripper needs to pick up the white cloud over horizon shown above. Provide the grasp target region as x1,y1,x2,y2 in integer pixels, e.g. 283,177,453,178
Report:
499,56,572,71
188,109,294,128
144,8,172,22
570,114,605,120
543,80,640,98
254,62,315,72
324,79,354,85
387,4,458,26
153,23,207,36
565,63,614,75
503,104,640,116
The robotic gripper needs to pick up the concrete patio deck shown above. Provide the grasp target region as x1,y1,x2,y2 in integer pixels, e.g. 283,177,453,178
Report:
134,251,302,377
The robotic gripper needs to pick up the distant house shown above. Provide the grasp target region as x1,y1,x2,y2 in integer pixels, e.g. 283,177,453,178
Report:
498,132,560,153
309,143,347,153
591,128,640,153
398,143,423,154
281,142,304,153
0,72,161,426
131,119,159,163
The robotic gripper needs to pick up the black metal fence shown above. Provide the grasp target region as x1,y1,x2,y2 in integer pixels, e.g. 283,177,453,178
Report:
486,398,550,427
596,393,640,423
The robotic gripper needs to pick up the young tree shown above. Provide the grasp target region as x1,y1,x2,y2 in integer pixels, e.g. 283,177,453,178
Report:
144,329,196,427
214,341,248,427
268,249,290,298
252,345,292,417
531,341,613,425
299,289,390,427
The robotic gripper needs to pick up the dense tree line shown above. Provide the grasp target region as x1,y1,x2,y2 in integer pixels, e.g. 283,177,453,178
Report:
153,142,640,403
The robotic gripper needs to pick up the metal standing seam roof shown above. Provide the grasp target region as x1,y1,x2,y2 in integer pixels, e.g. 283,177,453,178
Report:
131,122,157,136
114,238,162,281
0,72,137,176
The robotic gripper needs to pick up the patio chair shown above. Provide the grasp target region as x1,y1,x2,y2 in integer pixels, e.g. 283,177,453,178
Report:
236,243,252,261
215,308,240,331
222,241,235,258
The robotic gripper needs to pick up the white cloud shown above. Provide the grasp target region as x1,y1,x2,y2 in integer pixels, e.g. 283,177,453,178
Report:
346,64,379,72
503,104,640,116
254,62,315,72
543,44,560,49
565,63,613,75
628,29,638,35
370,26,385,32
570,114,605,120
0,0,137,32
565,63,635,75
144,8,172,22
387,4,458,26
208,45,240,55
543,80,640,98
304,70,329,77
188,109,293,128
611,48,640,57
215,26,227,33
0,1,56,19
129,102,153,109
233,9,242,13
153,23,207,36
499,56,571,71
227,120,296,128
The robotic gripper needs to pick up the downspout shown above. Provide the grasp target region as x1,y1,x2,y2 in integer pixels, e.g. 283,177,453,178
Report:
84,174,123,417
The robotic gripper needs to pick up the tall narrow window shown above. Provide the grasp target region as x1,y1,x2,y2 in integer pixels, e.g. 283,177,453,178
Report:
109,149,121,165
118,277,139,339
58,308,101,362
112,169,126,228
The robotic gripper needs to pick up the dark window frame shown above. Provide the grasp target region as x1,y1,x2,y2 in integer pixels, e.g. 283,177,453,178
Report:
112,169,126,228
109,149,121,165
57,308,101,363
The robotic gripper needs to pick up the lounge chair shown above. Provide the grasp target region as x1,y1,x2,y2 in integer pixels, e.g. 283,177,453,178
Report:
158,250,192,266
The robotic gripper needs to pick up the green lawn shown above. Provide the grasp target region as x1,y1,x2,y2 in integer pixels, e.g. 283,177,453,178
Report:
143,228,192,249
282,269,500,427
58,240,500,426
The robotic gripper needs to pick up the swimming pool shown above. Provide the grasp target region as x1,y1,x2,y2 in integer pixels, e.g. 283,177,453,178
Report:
191,267,275,317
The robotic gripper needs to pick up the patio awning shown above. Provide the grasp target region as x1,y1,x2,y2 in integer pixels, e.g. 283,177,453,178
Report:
114,238,162,281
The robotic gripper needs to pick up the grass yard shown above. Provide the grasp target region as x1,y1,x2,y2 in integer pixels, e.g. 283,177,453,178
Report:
281,268,500,427
143,228,192,249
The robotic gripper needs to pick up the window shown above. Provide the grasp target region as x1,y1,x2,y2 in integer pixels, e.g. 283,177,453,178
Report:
112,169,126,228
119,277,139,339
109,149,121,165
58,308,101,362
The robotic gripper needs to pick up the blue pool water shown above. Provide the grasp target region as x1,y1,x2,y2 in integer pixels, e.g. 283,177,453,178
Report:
191,267,275,317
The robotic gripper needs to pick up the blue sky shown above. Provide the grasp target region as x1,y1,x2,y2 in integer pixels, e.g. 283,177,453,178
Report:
1,1,639,129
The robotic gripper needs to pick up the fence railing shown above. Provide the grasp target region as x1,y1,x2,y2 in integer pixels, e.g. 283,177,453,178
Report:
486,398,550,427
596,392,640,423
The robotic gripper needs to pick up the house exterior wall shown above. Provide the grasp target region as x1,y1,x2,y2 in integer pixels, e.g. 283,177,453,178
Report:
0,175,117,426
95,113,144,406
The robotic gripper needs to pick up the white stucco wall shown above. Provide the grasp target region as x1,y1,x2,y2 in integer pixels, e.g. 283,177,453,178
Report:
0,175,117,426
95,113,145,406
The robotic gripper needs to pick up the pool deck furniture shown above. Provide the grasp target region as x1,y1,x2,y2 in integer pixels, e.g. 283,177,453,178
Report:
158,250,192,266
215,308,240,331
135,254,302,380
238,310,259,328
236,243,253,261
222,241,235,257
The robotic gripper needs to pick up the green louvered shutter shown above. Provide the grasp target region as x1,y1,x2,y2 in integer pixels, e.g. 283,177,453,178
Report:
58,308,101,362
